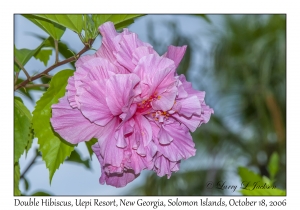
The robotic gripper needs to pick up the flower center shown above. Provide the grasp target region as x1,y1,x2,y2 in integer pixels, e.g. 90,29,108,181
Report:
136,92,160,114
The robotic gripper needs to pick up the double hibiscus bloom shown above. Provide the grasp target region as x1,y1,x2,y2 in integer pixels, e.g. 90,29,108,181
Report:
50,22,213,188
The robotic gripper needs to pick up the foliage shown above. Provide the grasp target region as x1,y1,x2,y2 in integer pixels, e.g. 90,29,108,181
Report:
238,151,285,195
212,15,286,188
14,97,32,163
32,70,75,183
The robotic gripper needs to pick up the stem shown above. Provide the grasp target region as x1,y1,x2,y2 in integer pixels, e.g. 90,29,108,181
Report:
14,71,19,85
20,150,39,179
14,57,31,80
265,92,285,143
25,84,49,88
14,39,95,91
54,40,59,63
41,74,52,78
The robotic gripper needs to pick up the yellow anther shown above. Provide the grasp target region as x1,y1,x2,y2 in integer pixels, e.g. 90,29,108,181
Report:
157,95,161,100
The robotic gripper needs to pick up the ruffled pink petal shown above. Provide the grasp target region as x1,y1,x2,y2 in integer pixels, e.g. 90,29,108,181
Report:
163,45,187,68
115,33,145,71
66,76,79,108
200,102,214,124
92,142,138,188
95,117,124,167
78,81,114,126
176,78,188,99
151,85,177,111
132,46,158,66
96,22,129,74
75,54,95,68
134,54,176,99
106,74,140,116
158,126,173,145
154,155,180,178
134,115,152,147
114,123,129,148
99,21,118,37
130,151,154,173
175,95,201,117
178,74,206,101
101,169,138,188
172,112,202,132
80,57,118,84
50,96,102,144
66,62,92,109
155,122,196,161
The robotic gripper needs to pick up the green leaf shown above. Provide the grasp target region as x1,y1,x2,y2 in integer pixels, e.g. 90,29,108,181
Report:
31,191,52,196
14,47,40,72
34,15,84,34
238,166,285,195
85,15,98,39
22,15,66,40
24,177,30,191
14,163,21,195
240,188,286,196
268,152,280,180
14,37,51,72
34,35,76,68
25,126,34,156
14,97,32,163
92,14,144,30
238,166,263,184
32,70,75,183
85,138,97,160
66,149,90,169
34,49,53,66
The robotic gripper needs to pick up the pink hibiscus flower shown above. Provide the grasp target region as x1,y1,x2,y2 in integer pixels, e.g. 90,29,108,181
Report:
50,22,213,188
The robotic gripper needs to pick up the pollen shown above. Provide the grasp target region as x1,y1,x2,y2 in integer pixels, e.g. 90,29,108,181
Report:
157,95,161,100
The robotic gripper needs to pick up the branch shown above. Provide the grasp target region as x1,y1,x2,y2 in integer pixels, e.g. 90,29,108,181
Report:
25,84,49,88
14,57,31,80
14,39,95,91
